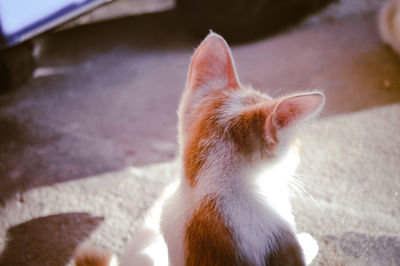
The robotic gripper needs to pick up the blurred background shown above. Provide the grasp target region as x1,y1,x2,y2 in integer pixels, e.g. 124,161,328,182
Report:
0,0,399,265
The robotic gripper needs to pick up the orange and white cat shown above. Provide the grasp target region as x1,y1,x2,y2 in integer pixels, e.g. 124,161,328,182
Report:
75,32,323,266
160,32,323,266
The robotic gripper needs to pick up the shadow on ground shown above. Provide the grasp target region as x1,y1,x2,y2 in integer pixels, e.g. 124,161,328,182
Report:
0,212,103,266
0,115,126,203
0,11,190,203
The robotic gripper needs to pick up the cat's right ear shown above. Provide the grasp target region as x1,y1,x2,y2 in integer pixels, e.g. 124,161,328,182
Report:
265,92,324,143
186,32,240,91
271,92,324,129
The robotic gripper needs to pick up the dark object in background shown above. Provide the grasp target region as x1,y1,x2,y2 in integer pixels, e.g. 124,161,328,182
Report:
0,42,35,91
0,0,109,91
0,213,104,266
177,0,336,42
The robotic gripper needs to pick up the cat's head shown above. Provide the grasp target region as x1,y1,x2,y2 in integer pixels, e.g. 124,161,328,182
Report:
179,32,324,186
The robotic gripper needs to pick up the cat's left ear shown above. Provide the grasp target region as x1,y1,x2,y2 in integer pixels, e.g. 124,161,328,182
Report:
186,32,240,91
270,92,325,130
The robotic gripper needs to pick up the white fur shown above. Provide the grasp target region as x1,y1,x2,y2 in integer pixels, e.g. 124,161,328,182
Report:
297,232,319,265
110,255,119,266
219,88,272,124
160,178,191,266
120,180,178,266
221,150,299,265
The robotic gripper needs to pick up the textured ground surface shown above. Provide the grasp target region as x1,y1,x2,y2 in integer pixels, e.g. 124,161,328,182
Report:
1,1,400,265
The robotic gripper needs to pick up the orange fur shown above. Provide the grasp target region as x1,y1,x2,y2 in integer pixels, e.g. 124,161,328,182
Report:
184,195,248,266
74,246,116,266
229,105,276,156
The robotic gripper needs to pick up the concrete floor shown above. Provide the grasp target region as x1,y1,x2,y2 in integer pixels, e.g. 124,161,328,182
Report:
0,7,399,266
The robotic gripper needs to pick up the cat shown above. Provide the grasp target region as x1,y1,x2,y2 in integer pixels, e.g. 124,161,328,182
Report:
379,0,400,56
160,32,323,266
74,32,323,266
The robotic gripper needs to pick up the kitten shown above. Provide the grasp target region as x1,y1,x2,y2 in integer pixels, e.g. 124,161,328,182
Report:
379,0,400,55
160,32,323,266
74,32,323,266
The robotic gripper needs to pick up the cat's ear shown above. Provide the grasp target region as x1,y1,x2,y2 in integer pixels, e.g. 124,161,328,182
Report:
186,32,240,91
269,92,324,130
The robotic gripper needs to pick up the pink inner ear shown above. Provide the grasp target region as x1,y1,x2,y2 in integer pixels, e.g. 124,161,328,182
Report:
273,93,324,129
187,33,239,91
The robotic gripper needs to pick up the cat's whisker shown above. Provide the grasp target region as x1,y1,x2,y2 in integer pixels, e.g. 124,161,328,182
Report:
292,172,327,194
289,176,324,212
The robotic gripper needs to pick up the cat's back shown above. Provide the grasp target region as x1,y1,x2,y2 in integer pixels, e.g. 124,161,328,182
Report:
161,181,305,266
219,188,304,266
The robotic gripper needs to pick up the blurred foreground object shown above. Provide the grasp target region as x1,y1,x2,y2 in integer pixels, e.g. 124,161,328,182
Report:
0,0,110,90
378,0,400,56
0,42,34,90
176,0,336,42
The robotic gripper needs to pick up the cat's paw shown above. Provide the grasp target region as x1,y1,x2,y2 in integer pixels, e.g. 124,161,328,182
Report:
297,232,319,265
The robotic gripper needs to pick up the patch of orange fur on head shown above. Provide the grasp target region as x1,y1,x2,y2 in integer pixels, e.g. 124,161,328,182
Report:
184,196,248,266
229,105,276,157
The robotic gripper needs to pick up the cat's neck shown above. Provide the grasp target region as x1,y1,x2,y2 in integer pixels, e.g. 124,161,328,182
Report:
182,147,297,224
